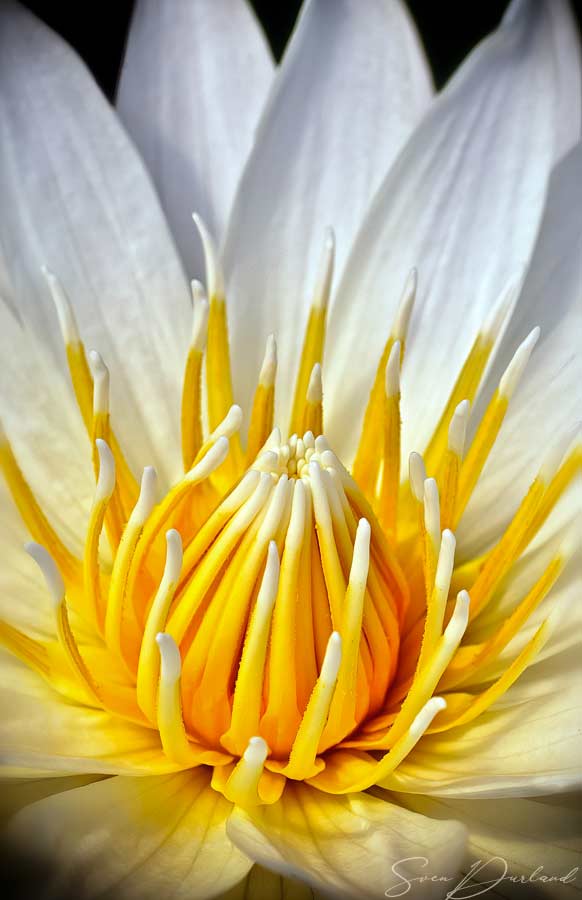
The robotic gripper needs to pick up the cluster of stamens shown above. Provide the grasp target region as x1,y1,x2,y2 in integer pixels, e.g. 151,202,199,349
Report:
0,217,578,811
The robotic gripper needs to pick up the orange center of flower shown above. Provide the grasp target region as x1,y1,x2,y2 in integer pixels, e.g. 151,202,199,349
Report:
0,226,577,808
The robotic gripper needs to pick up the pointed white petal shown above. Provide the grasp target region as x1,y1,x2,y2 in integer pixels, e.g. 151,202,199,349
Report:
325,0,581,464
0,3,192,488
117,0,273,280
224,0,433,429
459,143,582,552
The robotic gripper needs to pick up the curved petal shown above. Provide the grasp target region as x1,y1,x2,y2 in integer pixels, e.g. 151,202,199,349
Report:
223,0,433,429
325,0,581,465
0,302,93,558
227,782,467,899
394,792,581,898
382,652,581,798
117,0,273,280
459,143,582,553
0,652,179,776
0,2,192,489
2,770,251,900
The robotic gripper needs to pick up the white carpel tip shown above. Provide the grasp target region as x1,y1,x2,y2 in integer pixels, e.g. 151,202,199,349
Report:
385,341,401,398
392,268,417,342
409,452,427,503
320,631,342,683
163,529,183,584
259,334,278,387
156,632,182,682
42,267,80,345
499,327,540,399
244,735,269,766
445,589,470,643
190,287,209,352
307,363,323,404
134,466,158,524
482,275,521,340
313,227,335,310
25,542,64,606
94,438,115,501
448,399,470,457
192,213,224,299
350,518,371,587
88,350,110,415
410,696,447,738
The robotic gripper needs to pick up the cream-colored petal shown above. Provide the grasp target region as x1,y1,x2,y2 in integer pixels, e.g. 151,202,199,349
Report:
0,2,192,489
224,0,433,430
460,143,582,554
325,0,581,465
227,782,467,899
3,770,251,899
0,773,103,824
382,659,581,798
393,792,581,899
117,0,273,280
0,652,179,776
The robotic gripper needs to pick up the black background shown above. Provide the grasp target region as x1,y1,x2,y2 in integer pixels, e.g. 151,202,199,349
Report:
17,1,582,98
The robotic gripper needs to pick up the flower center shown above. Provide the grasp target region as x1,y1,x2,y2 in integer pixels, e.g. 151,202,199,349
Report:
0,223,577,809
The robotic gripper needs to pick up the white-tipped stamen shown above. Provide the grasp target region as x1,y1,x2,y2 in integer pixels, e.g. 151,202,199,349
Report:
409,452,426,502
307,363,323,404
88,350,109,415
259,334,277,387
444,590,471,646
313,227,335,310
133,466,158,526
188,435,230,482
499,327,540,399
207,405,243,444
190,284,209,351
25,542,64,606
539,425,579,485
94,439,115,502
392,268,417,342
156,631,182,683
482,275,522,341
435,529,456,597
423,478,441,553
448,399,470,458
385,341,401,398
192,213,224,300
409,696,447,739
42,266,80,346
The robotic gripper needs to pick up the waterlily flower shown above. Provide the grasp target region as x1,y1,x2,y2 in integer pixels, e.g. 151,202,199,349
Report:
0,0,580,897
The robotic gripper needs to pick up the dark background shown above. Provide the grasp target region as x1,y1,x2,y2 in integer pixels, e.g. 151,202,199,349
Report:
17,1,582,98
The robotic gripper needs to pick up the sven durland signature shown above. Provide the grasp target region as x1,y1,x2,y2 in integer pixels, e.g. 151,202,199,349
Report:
384,856,579,898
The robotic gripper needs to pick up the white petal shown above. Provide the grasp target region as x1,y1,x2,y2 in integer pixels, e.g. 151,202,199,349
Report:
0,3,192,488
221,864,325,899
459,143,582,553
223,0,433,430
3,770,251,900
325,0,581,464
382,652,581,798
394,792,581,897
0,652,180,776
227,782,467,899
117,0,273,280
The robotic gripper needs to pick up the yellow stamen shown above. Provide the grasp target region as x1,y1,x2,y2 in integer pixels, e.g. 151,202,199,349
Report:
193,213,243,479
298,363,323,437
455,327,540,522
439,399,469,530
422,477,441,596
137,529,183,723
289,229,335,436
378,341,401,536
181,281,208,471
246,334,277,464
83,439,115,632
222,736,269,807
353,270,415,495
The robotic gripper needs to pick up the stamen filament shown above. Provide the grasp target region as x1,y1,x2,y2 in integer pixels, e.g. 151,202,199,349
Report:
181,281,208,471
246,334,277,464
439,399,469,530
378,341,401,535
83,439,115,631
